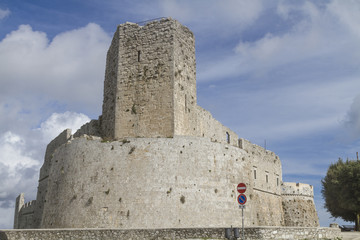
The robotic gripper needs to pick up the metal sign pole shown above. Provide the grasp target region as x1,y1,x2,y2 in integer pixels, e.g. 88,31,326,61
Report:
237,183,247,240
242,206,244,240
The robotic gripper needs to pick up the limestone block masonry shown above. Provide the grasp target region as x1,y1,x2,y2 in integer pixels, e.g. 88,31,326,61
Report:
13,18,321,231
0,227,341,240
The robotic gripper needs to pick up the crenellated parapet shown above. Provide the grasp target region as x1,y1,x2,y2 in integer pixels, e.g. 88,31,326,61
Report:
14,194,36,229
281,182,314,197
23,200,36,209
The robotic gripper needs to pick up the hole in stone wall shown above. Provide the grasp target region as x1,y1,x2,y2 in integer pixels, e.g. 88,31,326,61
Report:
180,195,185,204
71,195,77,201
138,50,141,62
129,146,135,154
85,197,93,207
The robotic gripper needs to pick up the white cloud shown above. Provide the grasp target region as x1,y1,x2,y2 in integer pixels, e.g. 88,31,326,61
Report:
234,2,357,76
0,8,10,20
0,24,108,215
0,132,40,229
0,111,90,229
0,23,110,115
39,111,90,143
0,132,39,176
198,0,360,83
0,22,109,228
195,0,360,146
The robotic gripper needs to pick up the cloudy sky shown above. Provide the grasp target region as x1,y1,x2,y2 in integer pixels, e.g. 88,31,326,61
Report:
1,0,360,229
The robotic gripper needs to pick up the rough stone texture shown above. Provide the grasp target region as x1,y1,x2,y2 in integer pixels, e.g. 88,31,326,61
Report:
39,136,264,228
239,138,284,226
0,227,341,240
17,135,317,229
13,129,72,229
102,19,176,139
100,18,239,146
14,18,320,231
32,129,72,228
282,182,319,227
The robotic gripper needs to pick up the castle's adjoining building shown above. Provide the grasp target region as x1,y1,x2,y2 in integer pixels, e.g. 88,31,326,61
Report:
14,18,319,229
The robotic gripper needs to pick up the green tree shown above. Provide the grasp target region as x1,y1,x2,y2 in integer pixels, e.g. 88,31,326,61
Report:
321,158,360,231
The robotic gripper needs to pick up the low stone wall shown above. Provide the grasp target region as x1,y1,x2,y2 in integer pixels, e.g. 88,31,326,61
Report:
0,227,340,240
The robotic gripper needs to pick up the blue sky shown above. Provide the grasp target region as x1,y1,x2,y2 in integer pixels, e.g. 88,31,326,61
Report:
1,0,360,229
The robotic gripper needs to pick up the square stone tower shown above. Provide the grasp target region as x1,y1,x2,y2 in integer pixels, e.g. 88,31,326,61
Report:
101,18,197,140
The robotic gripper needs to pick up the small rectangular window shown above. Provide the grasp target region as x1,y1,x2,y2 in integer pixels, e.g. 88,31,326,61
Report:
266,174,268,183
254,169,257,179
226,132,230,144
277,177,279,186
137,50,141,62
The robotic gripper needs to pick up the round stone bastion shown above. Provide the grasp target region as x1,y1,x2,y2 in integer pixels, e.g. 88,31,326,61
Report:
39,135,282,229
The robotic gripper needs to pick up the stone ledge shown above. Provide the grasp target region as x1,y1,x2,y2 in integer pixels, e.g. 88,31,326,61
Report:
0,227,341,240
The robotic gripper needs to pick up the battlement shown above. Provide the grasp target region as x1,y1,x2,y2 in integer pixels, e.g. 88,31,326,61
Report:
23,200,36,209
282,182,314,197
14,194,36,229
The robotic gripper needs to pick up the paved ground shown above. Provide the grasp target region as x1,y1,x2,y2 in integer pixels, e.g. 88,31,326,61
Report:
340,232,360,240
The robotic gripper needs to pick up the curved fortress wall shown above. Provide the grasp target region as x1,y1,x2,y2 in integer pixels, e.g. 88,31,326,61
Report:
40,136,249,228
40,135,284,228
282,182,319,227
14,18,319,229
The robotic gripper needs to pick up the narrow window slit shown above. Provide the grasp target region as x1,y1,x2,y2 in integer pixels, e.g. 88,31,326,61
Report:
138,50,141,62
185,94,187,112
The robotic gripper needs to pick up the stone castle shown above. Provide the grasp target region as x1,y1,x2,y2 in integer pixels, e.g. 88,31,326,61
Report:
14,18,319,229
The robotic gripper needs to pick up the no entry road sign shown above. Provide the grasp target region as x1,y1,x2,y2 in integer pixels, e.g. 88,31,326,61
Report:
237,183,246,193
237,194,247,205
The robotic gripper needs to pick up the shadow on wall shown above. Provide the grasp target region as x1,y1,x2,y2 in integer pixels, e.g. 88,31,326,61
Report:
0,231,8,240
